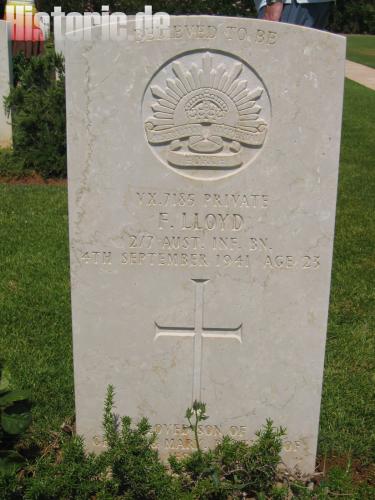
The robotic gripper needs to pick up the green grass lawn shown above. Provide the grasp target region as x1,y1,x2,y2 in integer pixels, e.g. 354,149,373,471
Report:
0,80,374,469
346,35,375,69
0,186,74,443
319,79,375,464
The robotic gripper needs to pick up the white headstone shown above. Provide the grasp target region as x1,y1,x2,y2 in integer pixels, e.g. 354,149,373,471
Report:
65,16,346,473
53,15,66,56
0,21,12,148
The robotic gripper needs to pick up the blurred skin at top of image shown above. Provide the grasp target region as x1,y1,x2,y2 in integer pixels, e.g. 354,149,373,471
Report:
3,0,45,55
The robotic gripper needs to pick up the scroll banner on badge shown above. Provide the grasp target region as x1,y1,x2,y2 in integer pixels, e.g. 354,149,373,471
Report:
167,151,243,168
145,122,267,146
145,123,202,143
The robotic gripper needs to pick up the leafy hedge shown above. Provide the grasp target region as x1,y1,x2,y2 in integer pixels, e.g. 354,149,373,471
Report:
3,47,66,178
330,0,375,35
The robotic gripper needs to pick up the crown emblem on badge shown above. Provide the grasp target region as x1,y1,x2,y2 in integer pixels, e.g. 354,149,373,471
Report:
145,52,268,170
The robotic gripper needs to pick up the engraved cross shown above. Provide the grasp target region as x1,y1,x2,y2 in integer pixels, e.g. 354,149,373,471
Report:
154,279,242,402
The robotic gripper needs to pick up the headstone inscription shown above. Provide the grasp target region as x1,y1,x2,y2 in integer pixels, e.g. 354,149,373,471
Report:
65,16,346,473
0,20,12,148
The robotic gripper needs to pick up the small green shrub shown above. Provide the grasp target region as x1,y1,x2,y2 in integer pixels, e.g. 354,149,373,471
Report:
20,436,106,499
17,386,182,499
98,385,182,499
0,360,32,474
1,387,372,498
170,419,286,498
4,47,66,179
0,388,287,498
0,149,23,178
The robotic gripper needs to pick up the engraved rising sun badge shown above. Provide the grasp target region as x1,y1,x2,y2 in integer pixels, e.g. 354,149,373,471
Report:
143,51,269,179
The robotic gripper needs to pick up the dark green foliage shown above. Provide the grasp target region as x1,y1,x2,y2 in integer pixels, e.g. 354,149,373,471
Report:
0,360,32,474
4,47,66,178
0,148,23,177
330,1,375,35
170,420,286,498
21,436,110,499
100,385,181,499
13,387,182,499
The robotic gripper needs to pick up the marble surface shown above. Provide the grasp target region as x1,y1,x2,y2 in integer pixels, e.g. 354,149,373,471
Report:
0,21,12,148
65,16,346,473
